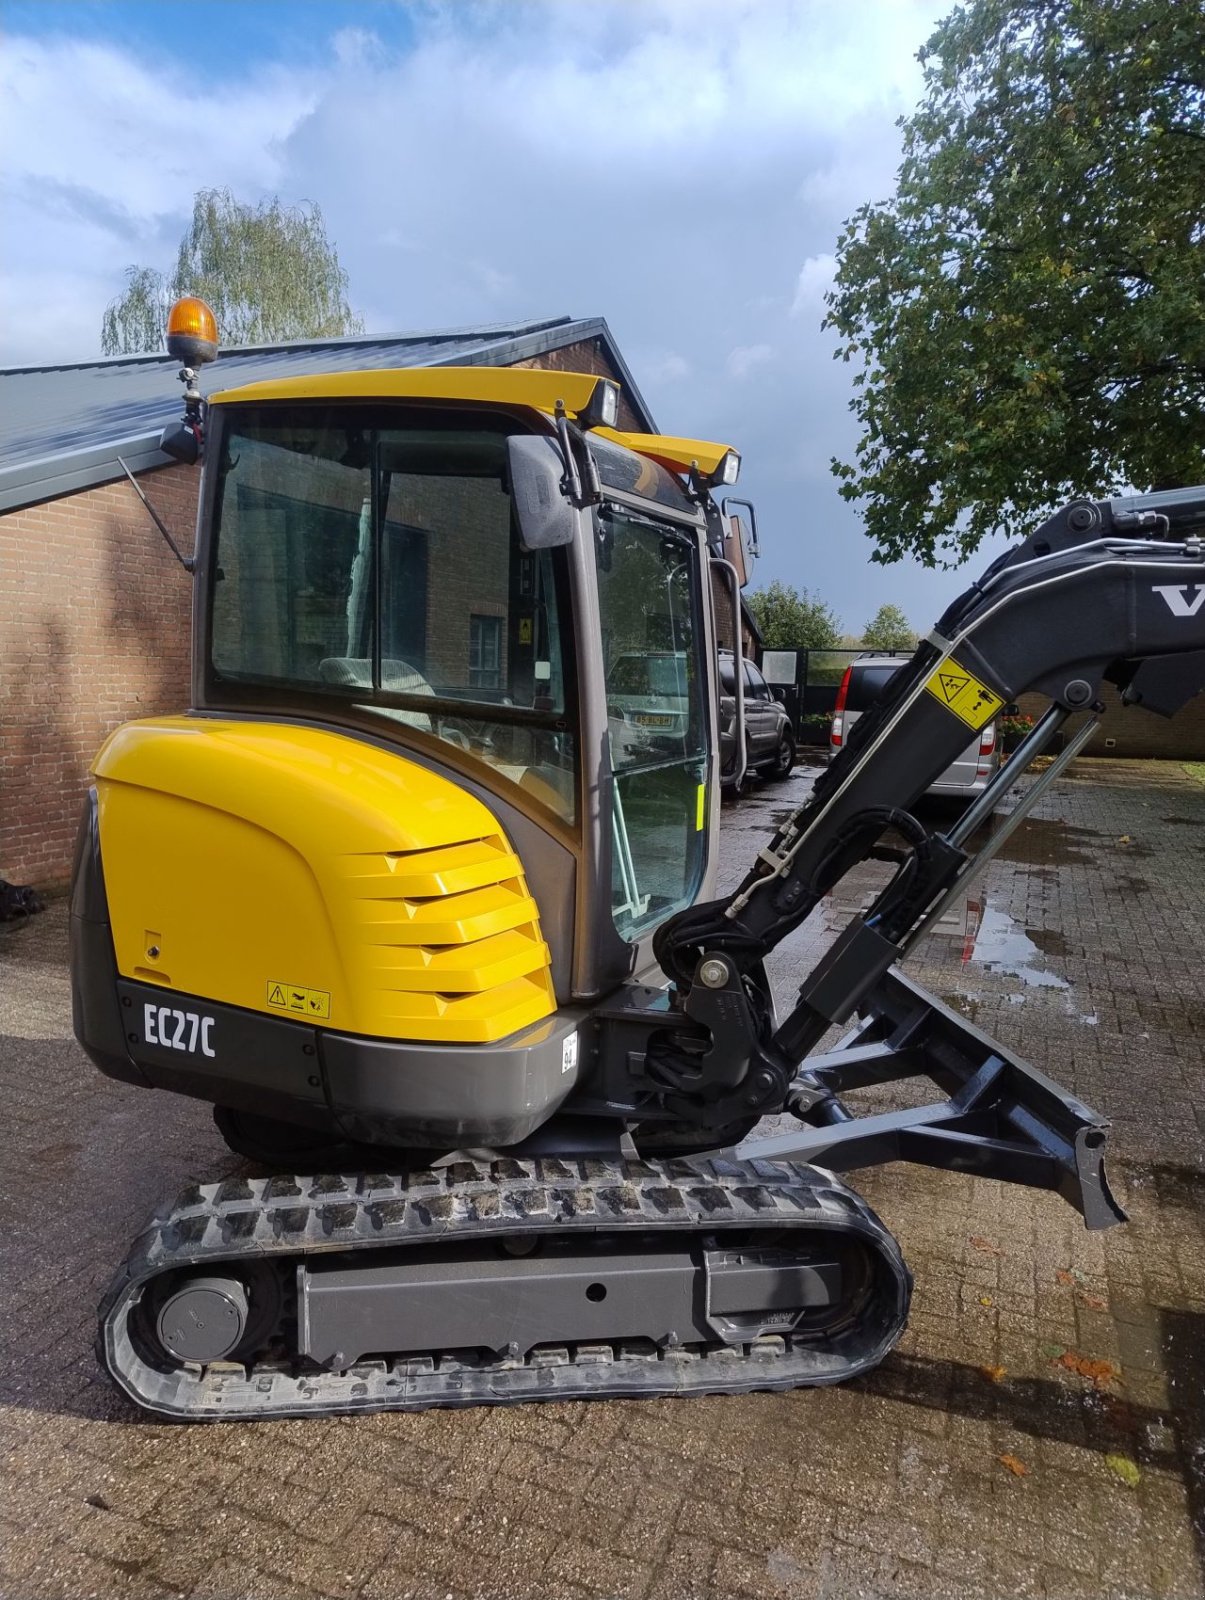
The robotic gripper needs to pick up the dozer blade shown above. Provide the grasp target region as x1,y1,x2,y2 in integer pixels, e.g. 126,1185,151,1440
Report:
738,970,1126,1231
98,1157,910,1421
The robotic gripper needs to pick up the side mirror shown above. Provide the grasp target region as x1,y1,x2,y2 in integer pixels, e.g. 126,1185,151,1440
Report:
508,435,576,550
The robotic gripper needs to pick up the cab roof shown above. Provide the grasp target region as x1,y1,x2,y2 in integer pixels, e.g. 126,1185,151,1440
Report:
209,365,737,481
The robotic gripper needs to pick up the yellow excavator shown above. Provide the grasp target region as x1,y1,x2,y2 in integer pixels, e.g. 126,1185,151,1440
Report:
73,297,1205,1419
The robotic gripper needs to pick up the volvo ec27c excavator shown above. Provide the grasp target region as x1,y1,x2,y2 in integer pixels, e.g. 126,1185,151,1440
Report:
71,298,1205,1419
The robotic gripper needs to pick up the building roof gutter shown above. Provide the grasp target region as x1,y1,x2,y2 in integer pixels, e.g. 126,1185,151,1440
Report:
0,432,171,514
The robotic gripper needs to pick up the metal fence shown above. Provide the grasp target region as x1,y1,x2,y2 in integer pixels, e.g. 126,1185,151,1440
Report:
760,647,867,745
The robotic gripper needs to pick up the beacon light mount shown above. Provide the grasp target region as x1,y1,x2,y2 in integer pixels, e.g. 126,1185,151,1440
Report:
159,297,219,465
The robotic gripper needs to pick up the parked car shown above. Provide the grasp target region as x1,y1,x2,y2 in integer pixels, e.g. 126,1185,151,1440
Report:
607,651,692,763
719,651,796,791
830,653,1000,797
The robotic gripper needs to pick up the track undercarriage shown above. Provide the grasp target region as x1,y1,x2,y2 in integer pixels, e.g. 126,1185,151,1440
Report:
100,1155,909,1421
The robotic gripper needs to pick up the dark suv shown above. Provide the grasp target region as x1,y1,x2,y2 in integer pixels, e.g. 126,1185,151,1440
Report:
718,651,795,791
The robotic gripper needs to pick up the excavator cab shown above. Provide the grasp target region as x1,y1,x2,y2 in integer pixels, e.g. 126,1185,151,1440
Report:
72,360,744,1156
201,380,718,968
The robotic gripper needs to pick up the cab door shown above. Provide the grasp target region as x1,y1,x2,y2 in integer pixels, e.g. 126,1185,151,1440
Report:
593,508,711,946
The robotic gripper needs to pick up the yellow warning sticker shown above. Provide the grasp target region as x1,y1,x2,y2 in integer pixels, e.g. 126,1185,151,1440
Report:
696,782,706,832
267,980,330,1020
923,658,1004,730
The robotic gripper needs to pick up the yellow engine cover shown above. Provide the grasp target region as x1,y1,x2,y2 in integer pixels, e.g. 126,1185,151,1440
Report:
93,718,556,1043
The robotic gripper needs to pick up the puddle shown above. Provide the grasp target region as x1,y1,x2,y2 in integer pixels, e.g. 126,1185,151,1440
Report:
1113,873,1152,896
940,991,982,1025
990,814,1102,867
967,905,1070,989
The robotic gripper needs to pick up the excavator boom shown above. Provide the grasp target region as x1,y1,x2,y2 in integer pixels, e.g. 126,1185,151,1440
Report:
628,489,1205,1226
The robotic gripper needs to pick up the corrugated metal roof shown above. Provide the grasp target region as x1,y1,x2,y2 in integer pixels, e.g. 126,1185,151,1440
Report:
0,316,656,512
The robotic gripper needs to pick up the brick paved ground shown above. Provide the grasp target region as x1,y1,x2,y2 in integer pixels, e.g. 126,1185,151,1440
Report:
1,758,1202,1600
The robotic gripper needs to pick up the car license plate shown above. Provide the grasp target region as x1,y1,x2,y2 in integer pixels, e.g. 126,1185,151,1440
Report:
634,713,674,727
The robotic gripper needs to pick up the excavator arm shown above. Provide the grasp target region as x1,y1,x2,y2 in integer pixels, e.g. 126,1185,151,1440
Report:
618,488,1205,1226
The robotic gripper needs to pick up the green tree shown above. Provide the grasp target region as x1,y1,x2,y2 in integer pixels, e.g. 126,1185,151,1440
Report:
861,603,916,650
826,0,1205,566
746,580,842,649
102,189,363,354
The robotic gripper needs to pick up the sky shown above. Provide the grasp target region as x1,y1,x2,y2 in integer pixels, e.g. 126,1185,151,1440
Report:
0,0,1010,633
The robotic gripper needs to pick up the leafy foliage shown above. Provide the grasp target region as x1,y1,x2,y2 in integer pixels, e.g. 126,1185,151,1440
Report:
102,189,363,355
826,0,1205,565
746,580,842,649
797,712,835,745
861,602,916,649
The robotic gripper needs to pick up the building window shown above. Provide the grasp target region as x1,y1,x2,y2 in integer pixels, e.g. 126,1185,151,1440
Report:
469,614,502,688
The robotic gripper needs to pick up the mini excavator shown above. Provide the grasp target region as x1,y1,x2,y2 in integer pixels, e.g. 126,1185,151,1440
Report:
72,298,1205,1419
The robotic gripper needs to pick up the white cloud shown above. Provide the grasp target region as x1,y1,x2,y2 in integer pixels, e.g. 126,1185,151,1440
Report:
640,352,694,384
332,27,382,68
0,39,315,220
791,253,837,318
0,37,318,363
727,344,775,380
3,0,991,625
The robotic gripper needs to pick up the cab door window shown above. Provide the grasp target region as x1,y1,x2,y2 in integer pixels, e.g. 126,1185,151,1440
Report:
595,509,708,941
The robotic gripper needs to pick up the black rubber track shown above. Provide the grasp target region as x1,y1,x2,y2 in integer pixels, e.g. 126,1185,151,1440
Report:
98,1154,911,1420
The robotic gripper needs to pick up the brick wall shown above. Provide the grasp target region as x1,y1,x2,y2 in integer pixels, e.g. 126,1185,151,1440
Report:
512,339,645,432
1,464,199,885
1017,683,1205,761
710,577,759,658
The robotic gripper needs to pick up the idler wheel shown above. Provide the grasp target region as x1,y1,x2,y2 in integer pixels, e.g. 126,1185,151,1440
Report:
155,1275,249,1363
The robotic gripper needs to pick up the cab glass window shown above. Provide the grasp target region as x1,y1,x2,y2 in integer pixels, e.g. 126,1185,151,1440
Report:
209,406,577,823
595,507,708,941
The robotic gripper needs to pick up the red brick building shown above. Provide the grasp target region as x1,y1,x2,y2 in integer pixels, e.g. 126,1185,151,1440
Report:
0,319,654,886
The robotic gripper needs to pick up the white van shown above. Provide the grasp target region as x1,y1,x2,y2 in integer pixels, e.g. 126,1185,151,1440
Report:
830,654,1000,797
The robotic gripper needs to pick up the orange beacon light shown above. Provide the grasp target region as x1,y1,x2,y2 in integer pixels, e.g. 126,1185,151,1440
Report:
165,296,219,367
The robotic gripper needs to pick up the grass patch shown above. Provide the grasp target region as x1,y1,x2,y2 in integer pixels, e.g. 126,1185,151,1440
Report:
1185,763,1205,786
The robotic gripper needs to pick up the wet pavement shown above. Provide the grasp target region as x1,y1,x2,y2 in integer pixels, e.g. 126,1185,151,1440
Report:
2,757,1204,1600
